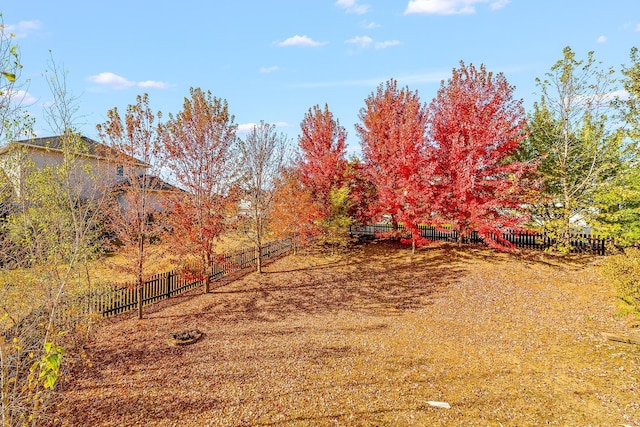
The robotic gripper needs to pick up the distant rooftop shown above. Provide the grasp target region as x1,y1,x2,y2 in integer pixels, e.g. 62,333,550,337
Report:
0,134,148,166
114,174,183,193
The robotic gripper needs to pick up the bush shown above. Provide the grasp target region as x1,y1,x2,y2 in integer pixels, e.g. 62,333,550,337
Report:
600,248,640,319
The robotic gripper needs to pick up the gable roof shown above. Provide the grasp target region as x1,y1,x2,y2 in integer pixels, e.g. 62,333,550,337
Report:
0,135,148,167
113,174,183,193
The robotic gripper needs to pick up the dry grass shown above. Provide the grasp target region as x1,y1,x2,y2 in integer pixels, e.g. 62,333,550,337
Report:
49,241,640,426
0,231,250,328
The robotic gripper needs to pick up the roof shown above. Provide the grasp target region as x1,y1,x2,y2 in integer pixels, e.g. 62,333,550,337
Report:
0,135,148,166
114,174,183,193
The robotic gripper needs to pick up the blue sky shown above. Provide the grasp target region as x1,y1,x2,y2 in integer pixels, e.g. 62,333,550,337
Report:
3,0,640,155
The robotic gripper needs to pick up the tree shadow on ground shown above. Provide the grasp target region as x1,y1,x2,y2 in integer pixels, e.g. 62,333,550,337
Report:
50,239,619,427
197,241,463,323
421,240,601,271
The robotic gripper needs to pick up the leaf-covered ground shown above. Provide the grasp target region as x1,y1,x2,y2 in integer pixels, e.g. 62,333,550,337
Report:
50,241,640,426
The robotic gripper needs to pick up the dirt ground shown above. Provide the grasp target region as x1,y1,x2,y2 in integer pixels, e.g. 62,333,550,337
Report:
49,241,640,426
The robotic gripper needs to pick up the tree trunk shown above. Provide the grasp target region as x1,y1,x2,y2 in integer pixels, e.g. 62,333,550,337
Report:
137,227,145,320
204,254,211,293
137,281,143,320
256,245,262,274
256,214,263,274
562,209,572,251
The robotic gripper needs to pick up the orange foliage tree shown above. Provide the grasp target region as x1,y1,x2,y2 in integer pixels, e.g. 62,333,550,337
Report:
269,166,322,251
160,88,238,291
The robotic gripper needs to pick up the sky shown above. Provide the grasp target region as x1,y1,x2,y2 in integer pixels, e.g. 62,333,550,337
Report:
2,0,640,155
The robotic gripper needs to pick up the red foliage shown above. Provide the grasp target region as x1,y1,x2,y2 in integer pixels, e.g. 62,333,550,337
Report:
427,62,536,247
343,159,377,225
298,104,348,218
356,79,434,249
165,193,228,266
160,87,238,274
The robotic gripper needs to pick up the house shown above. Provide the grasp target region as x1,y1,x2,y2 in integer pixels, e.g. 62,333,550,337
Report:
0,134,179,211
111,173,182,214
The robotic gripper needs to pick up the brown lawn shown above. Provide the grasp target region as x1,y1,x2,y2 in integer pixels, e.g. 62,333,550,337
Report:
50,241,640,426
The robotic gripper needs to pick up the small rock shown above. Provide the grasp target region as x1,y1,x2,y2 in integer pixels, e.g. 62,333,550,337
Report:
427,401,451,409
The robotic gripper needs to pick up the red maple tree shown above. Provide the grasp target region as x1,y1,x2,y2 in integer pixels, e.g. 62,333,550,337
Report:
160,87,238,291
427,62,535,249
356,79,433,252
343,158,377,225
298,103,348,218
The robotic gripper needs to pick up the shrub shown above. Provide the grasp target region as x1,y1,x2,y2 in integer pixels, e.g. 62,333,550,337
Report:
600,248,640,319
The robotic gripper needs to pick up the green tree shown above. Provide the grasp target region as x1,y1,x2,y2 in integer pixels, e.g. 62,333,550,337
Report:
594,166,640,245
593,47,640,246
320,186,353,253
0,14,33,144
522,46,622,249
1,56,104,425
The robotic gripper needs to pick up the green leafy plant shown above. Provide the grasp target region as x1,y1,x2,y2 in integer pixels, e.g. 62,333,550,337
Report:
30,341,64,390
318,186,353,252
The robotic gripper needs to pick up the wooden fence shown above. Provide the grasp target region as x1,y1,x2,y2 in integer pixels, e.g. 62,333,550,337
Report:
350,224,608,255
2,237,295,339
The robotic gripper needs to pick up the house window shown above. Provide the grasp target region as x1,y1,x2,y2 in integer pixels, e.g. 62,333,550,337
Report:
116,165,124,176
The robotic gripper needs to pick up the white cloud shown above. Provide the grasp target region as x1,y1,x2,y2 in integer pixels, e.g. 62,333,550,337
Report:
597,35,607,43
336,0,370,15
375,40,401,49
237,123,257,135
3,20,41,38
635,23,640,32
345,35,373,48
404,0,509,15
237,121,290,135
278,35,327,47
8,89,37,105
573,89,628,107
489,0,510,10
87,72,169,90
610,89,630,101
345,36,399,50
87,72,135,90
259,66,280,73
365,21,380,29
137,80,169,89
609,89,630,101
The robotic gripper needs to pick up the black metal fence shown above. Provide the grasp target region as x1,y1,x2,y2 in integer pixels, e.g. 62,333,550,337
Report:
94,237,294,317
350,224,607,255
2,237,295,340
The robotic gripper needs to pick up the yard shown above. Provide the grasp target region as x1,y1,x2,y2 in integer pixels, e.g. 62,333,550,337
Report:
49,241,639,426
